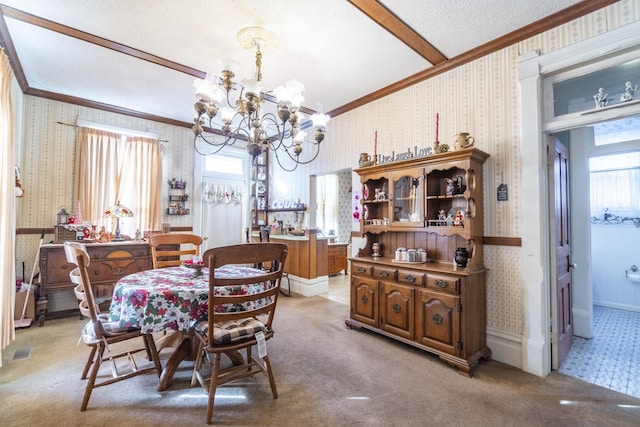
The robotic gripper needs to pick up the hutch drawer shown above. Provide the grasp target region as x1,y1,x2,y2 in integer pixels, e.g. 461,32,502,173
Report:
426,274,460,295
351,262,372,276
398,269,426,286
372,266,397,281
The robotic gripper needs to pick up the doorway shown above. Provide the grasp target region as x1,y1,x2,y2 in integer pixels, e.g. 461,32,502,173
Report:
555,119,640,398
518,22,640,378
312,169,352,243
193,148,250,252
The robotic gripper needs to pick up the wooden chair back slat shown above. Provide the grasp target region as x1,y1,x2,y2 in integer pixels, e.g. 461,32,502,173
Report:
149,233,203,268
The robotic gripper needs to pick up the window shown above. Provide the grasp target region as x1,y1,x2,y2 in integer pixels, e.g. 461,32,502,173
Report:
589,152,640,218
204,154,244,176
73,126,163,237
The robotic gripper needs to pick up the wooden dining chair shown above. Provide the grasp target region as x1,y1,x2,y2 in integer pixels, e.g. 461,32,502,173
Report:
72,282,100,379
63,241,162,411
149,233,203,268
192,243,288,424
259,226,291,296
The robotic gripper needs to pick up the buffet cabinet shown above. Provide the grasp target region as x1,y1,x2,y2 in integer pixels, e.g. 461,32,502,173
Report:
347,148,491,376
348,258,489,376
38,242,152,325
327,243,349,276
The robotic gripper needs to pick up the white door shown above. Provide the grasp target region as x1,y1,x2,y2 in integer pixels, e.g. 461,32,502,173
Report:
200,177,246,251
193,148,250,252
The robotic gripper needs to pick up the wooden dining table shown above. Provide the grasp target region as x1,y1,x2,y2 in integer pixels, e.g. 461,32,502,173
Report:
108,264,270,391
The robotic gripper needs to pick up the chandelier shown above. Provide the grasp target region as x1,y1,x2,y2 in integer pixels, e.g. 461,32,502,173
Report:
192,27,330,171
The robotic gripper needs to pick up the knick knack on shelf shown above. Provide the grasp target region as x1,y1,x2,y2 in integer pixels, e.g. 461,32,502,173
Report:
455,247,469,267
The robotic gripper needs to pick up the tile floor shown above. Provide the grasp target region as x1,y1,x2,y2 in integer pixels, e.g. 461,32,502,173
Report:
325,276,640,399
558,305,640,399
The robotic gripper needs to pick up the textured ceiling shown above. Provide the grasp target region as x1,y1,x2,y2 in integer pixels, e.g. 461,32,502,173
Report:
0,0,605,130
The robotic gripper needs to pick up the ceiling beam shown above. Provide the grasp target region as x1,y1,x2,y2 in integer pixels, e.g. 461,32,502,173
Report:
330,0,621,119
348,0,447,65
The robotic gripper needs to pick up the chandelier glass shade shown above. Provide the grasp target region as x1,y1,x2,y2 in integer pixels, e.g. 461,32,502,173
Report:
191,27,329,171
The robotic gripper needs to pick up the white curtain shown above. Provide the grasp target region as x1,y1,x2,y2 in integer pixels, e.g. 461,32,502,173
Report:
316,174,339,235
0,49,16,365
590,167,640,218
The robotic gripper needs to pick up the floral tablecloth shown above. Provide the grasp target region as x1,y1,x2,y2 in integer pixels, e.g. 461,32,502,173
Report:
108,265,269,333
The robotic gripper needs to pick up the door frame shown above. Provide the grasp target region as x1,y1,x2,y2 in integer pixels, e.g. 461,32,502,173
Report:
193,146,252,251
518,21,640,377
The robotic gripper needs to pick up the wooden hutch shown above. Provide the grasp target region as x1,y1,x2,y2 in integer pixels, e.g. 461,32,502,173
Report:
347,148,491,376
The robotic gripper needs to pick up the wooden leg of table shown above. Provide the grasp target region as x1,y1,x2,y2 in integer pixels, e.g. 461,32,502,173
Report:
158,336,191,391
155,330,182,353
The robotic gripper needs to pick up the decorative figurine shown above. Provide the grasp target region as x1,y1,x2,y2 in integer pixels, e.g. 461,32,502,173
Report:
594,87,609,108
619,81,637,102
454,210,464,226
438,209,447,226
445,178,456,196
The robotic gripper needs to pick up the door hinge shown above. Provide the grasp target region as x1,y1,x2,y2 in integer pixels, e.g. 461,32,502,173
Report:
457,303,462,312
457,341,463,352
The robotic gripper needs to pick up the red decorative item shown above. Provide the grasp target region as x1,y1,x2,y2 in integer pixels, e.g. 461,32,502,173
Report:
68,216,75,224
73,200,84,224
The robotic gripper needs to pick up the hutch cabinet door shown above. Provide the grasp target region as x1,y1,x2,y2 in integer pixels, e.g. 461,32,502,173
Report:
360,171,390,234
389,168,424,228
350,275,379,327
415,289,461,355
380,281,415,340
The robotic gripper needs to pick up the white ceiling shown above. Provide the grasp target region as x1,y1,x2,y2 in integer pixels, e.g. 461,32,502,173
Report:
0,0,594,129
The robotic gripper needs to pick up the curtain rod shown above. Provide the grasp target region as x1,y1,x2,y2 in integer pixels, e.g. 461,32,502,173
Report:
56,120,168,142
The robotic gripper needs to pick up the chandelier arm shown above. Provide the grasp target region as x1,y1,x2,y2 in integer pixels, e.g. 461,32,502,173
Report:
259,112,287,138
200,120,253,146
194,137,232,156
194,129,234,147
269,140,322,172
270,148,301,172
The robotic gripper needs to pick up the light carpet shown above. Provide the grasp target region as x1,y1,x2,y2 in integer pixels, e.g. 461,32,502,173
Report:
1,295,639,426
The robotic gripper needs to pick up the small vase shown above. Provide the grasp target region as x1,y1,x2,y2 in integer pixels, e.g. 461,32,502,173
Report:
454,247,469,267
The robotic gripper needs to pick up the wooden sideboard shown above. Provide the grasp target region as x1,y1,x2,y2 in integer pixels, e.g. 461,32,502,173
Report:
328,243,348,276
38,242,153,326
349,257,490,376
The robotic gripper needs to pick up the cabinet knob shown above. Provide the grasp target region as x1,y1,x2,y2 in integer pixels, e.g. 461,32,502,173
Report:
392,303,401,313
405,275,416,283
380,271,389,278
432,313,443,324
360,295,369,304
435,279,448,288
358,267,367,273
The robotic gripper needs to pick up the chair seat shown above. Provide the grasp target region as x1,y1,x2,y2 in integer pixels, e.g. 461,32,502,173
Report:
194,317,266,345
80,317,140,345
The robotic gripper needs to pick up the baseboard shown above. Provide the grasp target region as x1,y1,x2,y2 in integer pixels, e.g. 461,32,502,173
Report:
593,300,640,313
486,326,523,370
289,275,329,297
